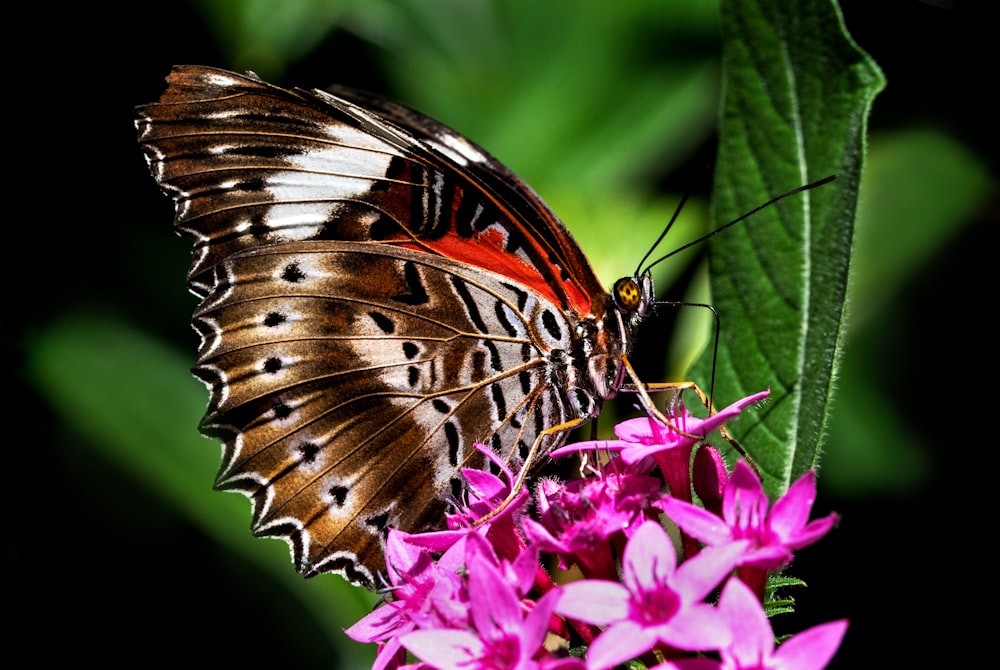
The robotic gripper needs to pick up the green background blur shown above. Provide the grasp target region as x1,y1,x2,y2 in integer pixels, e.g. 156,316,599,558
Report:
11,1,994,667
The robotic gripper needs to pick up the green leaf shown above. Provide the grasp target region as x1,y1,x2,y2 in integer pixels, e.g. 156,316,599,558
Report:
692,0,885,496
24,314,376,666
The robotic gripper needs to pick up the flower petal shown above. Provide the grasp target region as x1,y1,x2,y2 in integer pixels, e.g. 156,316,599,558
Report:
587,620,659,670
785,512,839,550
723,460,769,527
467,542,521,635
673,541,747,603
768,469,817,537
773,620,848,670
622,521,678,591
400,629,483,669
659,497,733,546
659,602,732,651
717,577,774,663
556,580,630,625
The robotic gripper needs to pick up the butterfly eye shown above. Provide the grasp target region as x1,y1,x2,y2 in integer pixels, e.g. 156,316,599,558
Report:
613,277,642,312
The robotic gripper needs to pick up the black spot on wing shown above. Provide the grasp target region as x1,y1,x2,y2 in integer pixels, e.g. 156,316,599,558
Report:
264,312,286,327
329,485,348,507
369,311,394,333
490,384,507,420
501,282,529,313
494,301,518,337
484,341,502,372
392,261,429,305
449,275,488,333
282,263,305,283
445,422,460,466
298,442,319,463
519,370,532,395
454,193,483,238
369,213,400,240
225,144,293,159
542,310,562,341
471,350,486,379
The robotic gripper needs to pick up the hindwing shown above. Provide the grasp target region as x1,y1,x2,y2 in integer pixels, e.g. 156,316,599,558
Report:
192,241,582,584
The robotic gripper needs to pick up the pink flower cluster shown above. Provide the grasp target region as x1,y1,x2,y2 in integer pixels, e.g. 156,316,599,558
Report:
346,391,845,670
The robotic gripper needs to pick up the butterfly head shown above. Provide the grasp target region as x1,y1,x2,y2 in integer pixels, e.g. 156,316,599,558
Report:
611,271,655,330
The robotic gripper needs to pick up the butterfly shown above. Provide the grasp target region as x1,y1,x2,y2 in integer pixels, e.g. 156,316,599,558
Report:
137,65,684,589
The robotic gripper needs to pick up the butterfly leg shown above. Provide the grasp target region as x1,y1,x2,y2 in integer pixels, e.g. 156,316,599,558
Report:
617,355,710,439
617,356,758,472
473,415,591,525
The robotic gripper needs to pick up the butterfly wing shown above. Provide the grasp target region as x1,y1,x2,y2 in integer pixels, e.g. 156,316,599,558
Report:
136,66,617,585
195,240,581,584
136,65,604,312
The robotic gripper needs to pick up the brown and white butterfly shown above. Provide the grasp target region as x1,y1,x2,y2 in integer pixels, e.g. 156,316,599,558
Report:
136,65,681,588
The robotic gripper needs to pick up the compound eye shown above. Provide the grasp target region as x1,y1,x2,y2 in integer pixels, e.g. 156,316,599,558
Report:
613,277,641,312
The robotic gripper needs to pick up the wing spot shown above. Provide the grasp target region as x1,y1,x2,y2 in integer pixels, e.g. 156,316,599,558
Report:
490,384,508,420
445,422,460,466
263,356,282,373
248,216,270,238
471,350,486,379
282,263,306,283
450,477,464,502
366,511,391,537
484,341,502,371
502,282,529,313
329,485,348,507
298,442,319,464
450,275,488,332
264,311,286,327
572,389,594,416
518,440,531,461
519,370,532,395
392,261,429,305
494,301,518,337
369,311,394,334
403,342,418,359
542,310,562,341
369,213,399,239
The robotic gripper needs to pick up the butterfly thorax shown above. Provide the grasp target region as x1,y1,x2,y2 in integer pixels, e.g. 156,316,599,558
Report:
561,271,654,421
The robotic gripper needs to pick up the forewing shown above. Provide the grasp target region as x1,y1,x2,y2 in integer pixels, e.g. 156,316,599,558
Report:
136,65,604,312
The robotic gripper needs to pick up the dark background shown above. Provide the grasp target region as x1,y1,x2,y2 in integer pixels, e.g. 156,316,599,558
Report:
10,1,994,667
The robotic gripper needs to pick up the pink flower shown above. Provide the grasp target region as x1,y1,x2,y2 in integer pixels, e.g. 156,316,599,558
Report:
655,578,848,670
556,521,747,669
345,529,468,670
551,391,769,505
661,460,838,571
400,539,581,670
551,391,769,464
404,443,531,571
523,459,663,580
